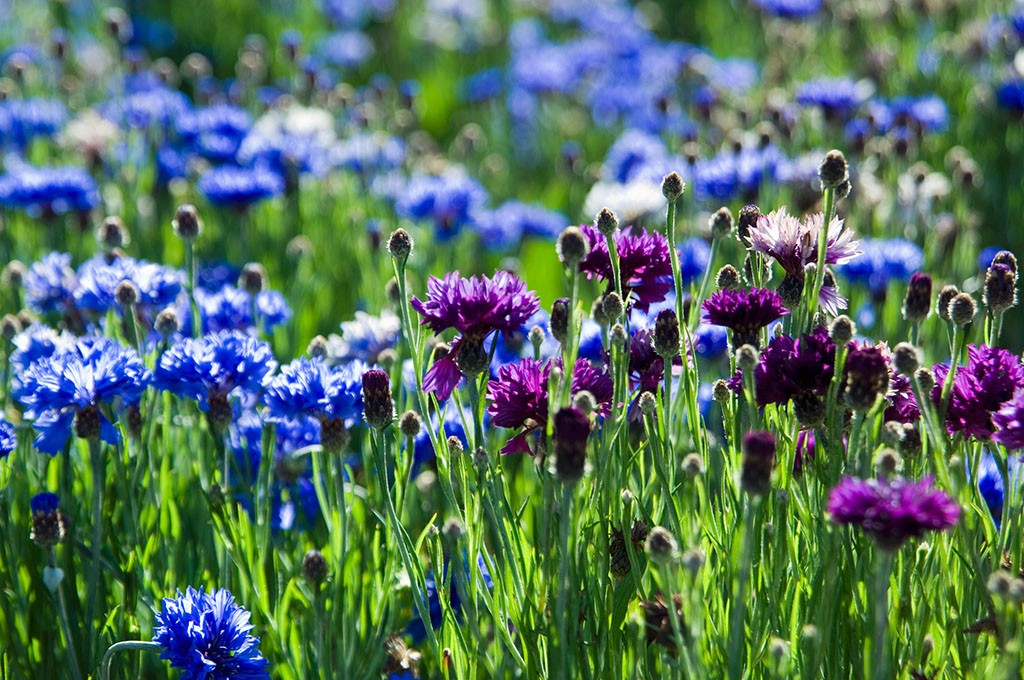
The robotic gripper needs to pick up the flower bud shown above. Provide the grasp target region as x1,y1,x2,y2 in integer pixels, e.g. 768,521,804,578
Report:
30,492,68,549
553,407,589,483
653,309,680,359
556,226,590,267
398,410,422,438
914,367,936,394
595,207,619,236
736,344,760,373
713,379,731,403
902,272,932,322
361,370,394,429
936,285,959,322
741,430,776,496
818,149,849,189
829,315,855,346
892,342,921,377
386,228,413,262
737,204,760,247
609,323,627,349
238,263,266,295
307,335,329,358
572,390,597,415
709,207,734,239
638,391,657,416
661,172,685,202
528,325,545,352
645,526,678,566
681,453,704,477
442,517,466,543
1,314,21,341
601,292,624,322
172,204,202,241
98,216,128,250
115,280,139,307
715,265,740,291
874,447,901,479
302,549,328,585
550,298,569,344
984,261,1017,314
948,292,976,327
2,260,26,288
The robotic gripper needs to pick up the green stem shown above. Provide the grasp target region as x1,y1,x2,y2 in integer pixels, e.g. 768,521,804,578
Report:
869,552,894,680
554,484,575,679
939,324,965,426
691,237,721,332
184,241,201,338
87,438,104,667
100,640,163,680
727,497,758,680
49,550,83,680
808,186,836,331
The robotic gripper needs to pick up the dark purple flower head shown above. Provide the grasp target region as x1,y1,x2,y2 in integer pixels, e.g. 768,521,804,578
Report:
701,287,788,348
553,406,590,483
752,327,835,408
13,336,149,454
578,224,673,311
412,271,540,400
932,344,1024,439
361,369,394,429
487,358,612,455
827,476,960,551
153,587,270,680
993,389,1024,450
841,343,891,411
884,374,920,424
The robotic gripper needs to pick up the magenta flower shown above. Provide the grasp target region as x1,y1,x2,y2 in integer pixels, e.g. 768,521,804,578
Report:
751,327,835,409
578,224,673,311
827,476,959,551
931,344,1024,440
487,357,612,455
701,287,789,348
412,270,540,399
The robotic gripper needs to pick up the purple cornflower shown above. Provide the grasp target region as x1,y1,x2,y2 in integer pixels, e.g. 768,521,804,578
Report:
885,374,920,424
750,327,835,423
827,476,960,551
153,587,270,680
487,357,612,455
701,287,789,348
412,271,540,400
262,357,366,428
993,390,1024,450
154,331,276,427
13,337,148,454
841,342,891,412
578,224,673,312
749,207,860,313
931,345,1024,439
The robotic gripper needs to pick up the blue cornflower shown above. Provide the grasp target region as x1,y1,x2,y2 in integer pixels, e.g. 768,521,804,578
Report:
997,80,1024,111
74,255,182,317
153,331,276,415
153,587,270,680
331,132,406,176
868,96,949,133
473,201,568,250
13,337,149,454
460,67,504,103
692,152,738,201
100,83,191,132
678,237,712,287
0,417,15,457
795,78,863,118
407,553,494,644
752,0,822,18
0,162,99,217
198,165,284,207
30,491,60,515
24,252,76,315
837,238,924,298
176,104,252,163
262,357,366,427
318,30,375,67
395,171,488,242
10,324,74,373
603,130,670,184
693,323,728,360
193,284,292,335
238,105,337,179
0,98,67,149
973,452,1023,528
330,311,401,364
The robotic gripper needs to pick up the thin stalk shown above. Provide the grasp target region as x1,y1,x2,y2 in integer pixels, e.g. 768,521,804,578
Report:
868,552,894,680
808,186,836,331
48,550,83,680
690,237,721,332
939,323,966,425
727,496,758,680
184,241,201,338
100,640,163,680
86,438,104,667
553,484,575,679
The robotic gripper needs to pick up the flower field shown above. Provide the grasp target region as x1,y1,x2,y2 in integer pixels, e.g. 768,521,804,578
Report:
2,0,1024,678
